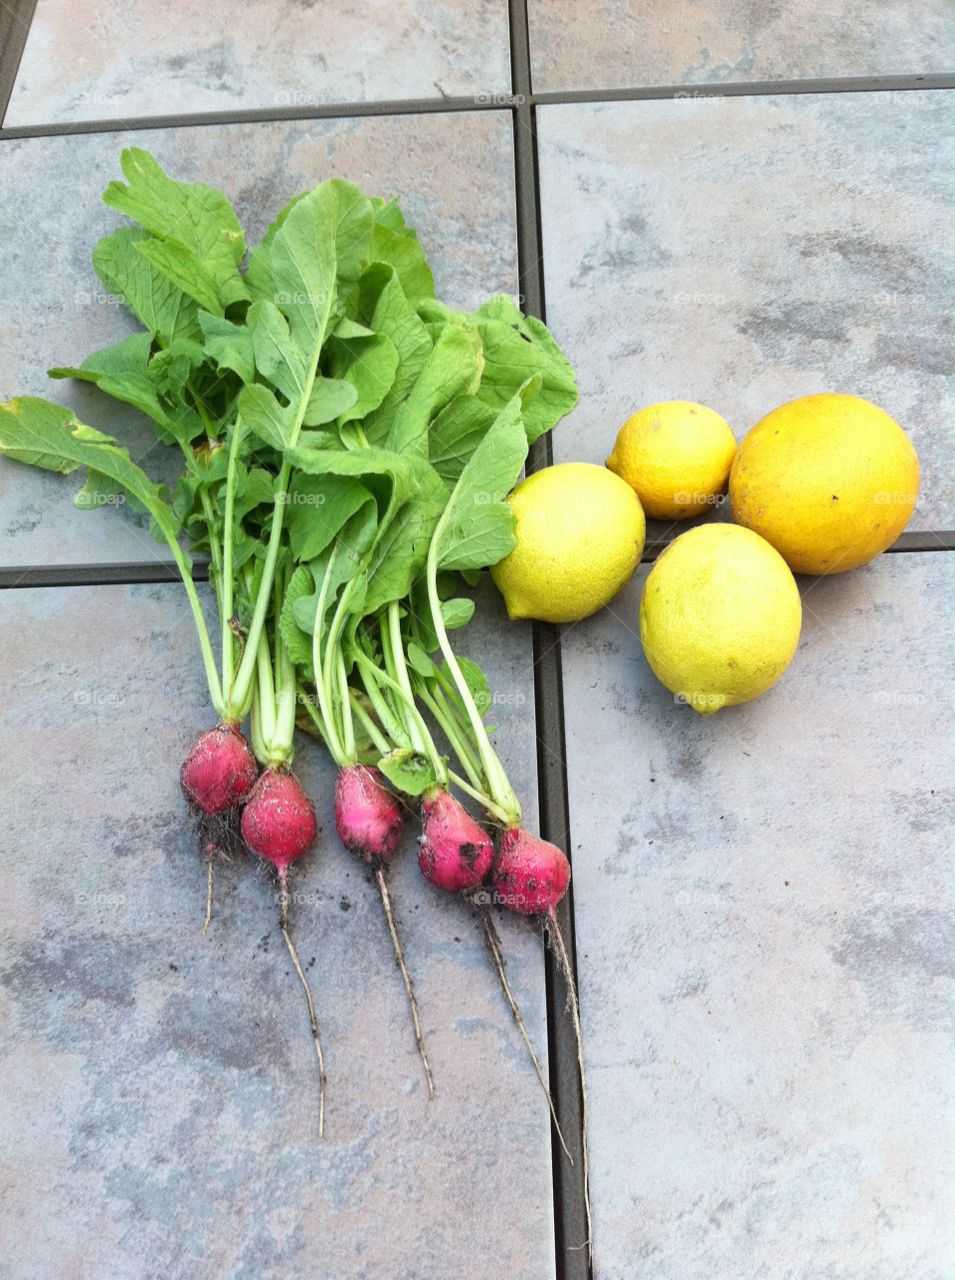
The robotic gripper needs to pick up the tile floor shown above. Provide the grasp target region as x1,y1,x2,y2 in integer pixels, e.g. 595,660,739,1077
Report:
1,4,951,1277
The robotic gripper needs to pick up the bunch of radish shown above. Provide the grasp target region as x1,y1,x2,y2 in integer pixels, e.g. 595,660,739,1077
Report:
0,149,589,1231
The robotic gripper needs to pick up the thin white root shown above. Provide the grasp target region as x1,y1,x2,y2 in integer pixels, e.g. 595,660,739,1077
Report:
279,868,327,1138
376,867,435,1099
201,846,214,936
479,905,572,1163
546,907,592,1260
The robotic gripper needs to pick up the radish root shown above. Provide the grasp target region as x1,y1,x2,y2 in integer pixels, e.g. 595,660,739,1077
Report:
201,841,215,935
376,867,435,1099
278,867,327,1137
546,906,592,1258
478,905,572,1162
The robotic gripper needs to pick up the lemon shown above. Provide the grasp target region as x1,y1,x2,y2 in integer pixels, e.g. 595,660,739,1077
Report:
606,401,737,520
729,393,919,575
639,524,801,715
491,462,646,623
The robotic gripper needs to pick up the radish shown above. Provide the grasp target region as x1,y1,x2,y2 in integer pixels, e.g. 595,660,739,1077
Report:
180,723,259,815
241,768,318,866
241,761,326,1135
335,764,404,862
417,787,493,893
331,760,433,1099
491,827,571,917
180,722,259,931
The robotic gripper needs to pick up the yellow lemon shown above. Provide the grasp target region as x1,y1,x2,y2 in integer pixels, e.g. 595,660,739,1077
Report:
729,393,919,575
606,401,737,520
639,524,801,715
492,462,645,623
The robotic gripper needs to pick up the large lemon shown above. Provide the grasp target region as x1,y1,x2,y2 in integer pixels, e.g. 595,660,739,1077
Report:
606,401,737,520
639,524,801,715
729,393,919,575
492,462,645,623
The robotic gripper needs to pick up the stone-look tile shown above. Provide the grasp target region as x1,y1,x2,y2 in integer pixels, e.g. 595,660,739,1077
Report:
0,577,554,1279
528,0,955,91
559,551,955,1279
537,92,954,534
6,0,511,126
0,112,517,567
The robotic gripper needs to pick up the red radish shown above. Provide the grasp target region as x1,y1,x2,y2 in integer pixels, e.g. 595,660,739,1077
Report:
493,825,591,1253
241,768,317,867
414,793,568,1153
241,765,325,1134
492,827,571,916
180,723,259,934
334,764,403,863
180,722,258,815
417,788,493,892
333,763,433,1098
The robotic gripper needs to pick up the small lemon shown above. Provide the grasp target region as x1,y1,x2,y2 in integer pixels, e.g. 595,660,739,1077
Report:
639,524,801,715
492,462,645,623
606,401,737,520
729,393,919,575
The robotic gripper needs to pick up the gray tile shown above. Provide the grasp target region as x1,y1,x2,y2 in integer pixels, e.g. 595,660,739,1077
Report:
6,0,511,126
0,112,518,567
560,550,955,1279
0,577,555,1279
528,0,955,92
538,92,954,534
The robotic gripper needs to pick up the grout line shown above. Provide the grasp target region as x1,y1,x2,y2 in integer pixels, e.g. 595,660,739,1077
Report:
0,562,210,590
0,94,514,141
509,3,592,1278
0,0,38,127
640,527,955,562
3,71,951,144
531,70,955,106
2,530,950,591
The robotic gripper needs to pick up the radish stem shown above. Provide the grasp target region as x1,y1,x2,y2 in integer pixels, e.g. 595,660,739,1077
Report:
386,603,425,752
417,685,484,792
375,867,435,1099
349,691,392,756
221,421,243,708
310,546,348,767
424,548,518,822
